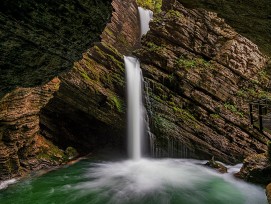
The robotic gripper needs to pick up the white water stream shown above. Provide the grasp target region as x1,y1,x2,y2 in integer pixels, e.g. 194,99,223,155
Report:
125,56,144,160
124,7,153,160
138,7,153,36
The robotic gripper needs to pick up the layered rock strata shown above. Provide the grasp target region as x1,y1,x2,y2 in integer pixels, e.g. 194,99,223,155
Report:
0,0,115,180
0,0,270,180
40,0,140,155
135,0,270,163
0,78,64,180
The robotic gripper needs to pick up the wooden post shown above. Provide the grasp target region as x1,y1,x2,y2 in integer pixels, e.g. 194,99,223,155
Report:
249,103,253,125
259,104,263,132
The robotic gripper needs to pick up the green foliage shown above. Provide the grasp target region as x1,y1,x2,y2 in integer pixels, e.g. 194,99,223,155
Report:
136,0,162,13
80,70,91,81
165,10,183,18
224,102,244,117
176,58,196,69
146,42,162,52
236,89,246,97
173,106,198,124
176,57,213,70
110,96,123,113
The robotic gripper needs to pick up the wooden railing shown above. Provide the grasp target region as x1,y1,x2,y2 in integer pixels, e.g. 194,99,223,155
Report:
249,99,271,133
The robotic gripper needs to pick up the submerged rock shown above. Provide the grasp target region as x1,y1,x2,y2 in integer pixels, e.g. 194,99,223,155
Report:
205,157,227,174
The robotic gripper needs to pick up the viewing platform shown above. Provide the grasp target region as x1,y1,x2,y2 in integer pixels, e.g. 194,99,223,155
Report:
249,99,271,133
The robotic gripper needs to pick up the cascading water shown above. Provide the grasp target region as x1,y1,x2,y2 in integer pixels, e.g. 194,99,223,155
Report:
123,7,153,160
124,56,144,160
138,7,153,36
0,6,267,204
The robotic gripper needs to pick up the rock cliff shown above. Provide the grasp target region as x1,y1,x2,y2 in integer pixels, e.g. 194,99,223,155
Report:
0,0,270,180
134,0,270,163
0,0,112,97
0,0,113,180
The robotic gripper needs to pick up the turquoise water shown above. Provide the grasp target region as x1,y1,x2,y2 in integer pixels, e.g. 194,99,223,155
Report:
0,158,267,204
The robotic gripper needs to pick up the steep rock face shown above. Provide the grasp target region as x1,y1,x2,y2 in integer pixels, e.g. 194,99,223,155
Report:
267,183,271,204
0,0,113,180
0,78,65,180
0,0,112,97
134,0,270,163
39,0,140,156
178,0,271,57
0,0,270,180
101,0,141,54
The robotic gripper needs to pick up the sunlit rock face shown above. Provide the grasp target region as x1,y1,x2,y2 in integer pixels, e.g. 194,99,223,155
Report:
134,0,270,163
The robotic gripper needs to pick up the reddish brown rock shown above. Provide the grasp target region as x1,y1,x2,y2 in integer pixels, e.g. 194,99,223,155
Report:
101,0,141,55
0,78,64,180
1,0,270,181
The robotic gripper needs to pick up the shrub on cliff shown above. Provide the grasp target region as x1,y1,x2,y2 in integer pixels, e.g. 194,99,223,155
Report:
136,0,162,13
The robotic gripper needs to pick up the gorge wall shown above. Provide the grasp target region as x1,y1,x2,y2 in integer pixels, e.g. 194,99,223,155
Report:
0,0,112,97
0,0,270,180
135,0,270,163
0,0,113,180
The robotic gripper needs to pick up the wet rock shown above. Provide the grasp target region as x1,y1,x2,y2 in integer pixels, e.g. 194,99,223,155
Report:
0,0,126,180
0,78,63,180
205,157,227,173
237,153,271,184
266,183,271,204
65,147,79,160
1,0,271,181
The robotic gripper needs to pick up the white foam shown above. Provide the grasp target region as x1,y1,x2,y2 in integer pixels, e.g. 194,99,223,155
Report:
0,179,17,190
73,159,266,204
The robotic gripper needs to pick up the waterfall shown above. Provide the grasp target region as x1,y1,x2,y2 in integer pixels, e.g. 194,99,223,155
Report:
125,56,144,160
138,7,153,36
124,7,153,160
